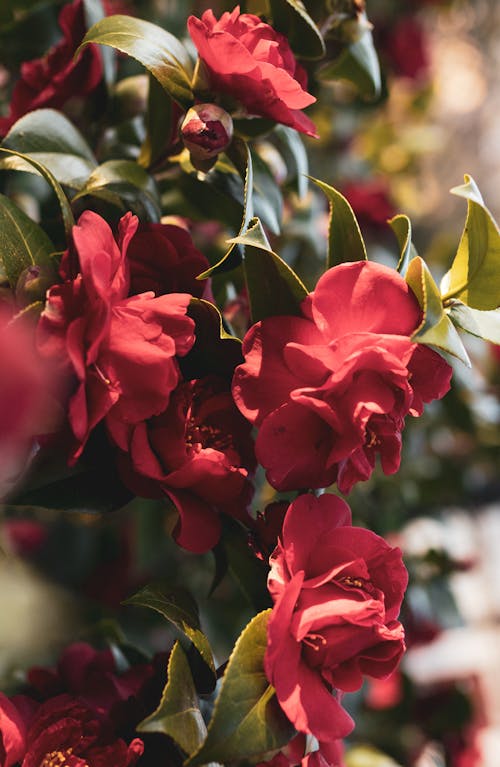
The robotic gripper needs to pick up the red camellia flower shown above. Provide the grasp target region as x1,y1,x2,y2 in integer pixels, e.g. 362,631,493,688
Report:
187,7,317,137
265,493,408,742
0,0,102,136
109,375,255,553
38,211,195,461
232,260,452,494
126,221,209,298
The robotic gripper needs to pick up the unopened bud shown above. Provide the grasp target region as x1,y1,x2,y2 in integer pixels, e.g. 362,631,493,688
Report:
16,265,55,307
180,104,233,172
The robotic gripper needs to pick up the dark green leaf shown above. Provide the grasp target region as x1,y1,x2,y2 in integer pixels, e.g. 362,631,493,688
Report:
389,214,418,276
82,0,115,88
230,217,308,322
77,15,194,106
406,256,470,366
0,3,60,66
138,642,207,756
441,175,500,310
186,609,294,766
251,149,283,234
73,159,161,220
312,178,367,267
318,27,381,100
124,583,216,681
0,148,75,240
180,299,243,381
269,0,325,60
219,516,272,612
139,74,177,169
198,141,254,279
272,125,308,199
0,193,55,287
447,302,500,345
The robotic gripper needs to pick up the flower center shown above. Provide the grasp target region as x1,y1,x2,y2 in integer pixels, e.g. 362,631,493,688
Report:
40,748,86,767
185,418,233,454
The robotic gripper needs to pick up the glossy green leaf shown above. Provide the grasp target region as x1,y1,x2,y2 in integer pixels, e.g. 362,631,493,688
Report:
441,175,500,310
186,609,295,766
77,15,194,106
180,298,243,382
82,0,115,87
230,217,308,322
138,641,207,756
447,302,500,345
406,256,470,366
139,74,176,169
73,159,161,220
272,125,308,199
218,516,272,612
312,178,367,268
0,148,75,240
198,141,254,279
0,194,55,287
124,583,215,680
251,149,283,234
269,0,325,60
1,109,97,187
389,214,418,276
318,26,381,100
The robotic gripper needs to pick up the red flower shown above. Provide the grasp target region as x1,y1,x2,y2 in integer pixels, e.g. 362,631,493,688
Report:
258,734,345,767
109,375,255,553
0,692,28,767
265,493,408,742
21,695,143,767
38,211,195,461
187,7,317,137
126,221,209,298
232,261,452,494
0,0,102,136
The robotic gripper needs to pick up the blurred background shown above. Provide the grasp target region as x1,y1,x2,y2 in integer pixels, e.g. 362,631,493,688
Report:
0,1,499,765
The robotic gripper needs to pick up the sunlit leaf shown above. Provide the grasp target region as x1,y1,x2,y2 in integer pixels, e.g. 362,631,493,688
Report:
124,583,216,683
441,175,500,310
186,610,295,766
138,642,207,756
389,214,418,276
312,178,367,268
447,302,500,345
406,256,470,366
77,15,194,106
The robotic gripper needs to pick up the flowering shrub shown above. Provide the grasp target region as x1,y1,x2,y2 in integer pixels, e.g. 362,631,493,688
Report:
0,1,498,766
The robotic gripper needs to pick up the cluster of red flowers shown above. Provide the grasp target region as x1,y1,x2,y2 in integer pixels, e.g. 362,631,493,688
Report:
0,2,461,764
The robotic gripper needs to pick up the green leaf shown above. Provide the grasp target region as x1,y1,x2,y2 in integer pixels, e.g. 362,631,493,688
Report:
447,302,500,345
73,159,161,221
180,298,243,381
272,125,309,199
389,214,418,276
230,217,308,322
197,141,254,279
0,4,60,66
269,0,325,60
312,178,367,268
0,148,75,240
77,15,194,106
1,109,97,187
124,583,216,682
218,516,272,612
251,148,283,234
139,74,176,169
82,0,115,88
441,175,500,310
138,641,207,756
0,193,55,287
186,610,295,766
406,256,471,366
318,26,381,100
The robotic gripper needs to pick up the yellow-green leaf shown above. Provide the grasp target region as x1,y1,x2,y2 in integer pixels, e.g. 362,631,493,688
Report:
441,175,500,309
312,178,367,268
389,214,418,276
0,193,55,287
447,302,500,345
406,256,470,366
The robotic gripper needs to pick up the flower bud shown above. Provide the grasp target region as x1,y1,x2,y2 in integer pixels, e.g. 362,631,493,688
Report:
180,104,233,172
15,265,55,307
